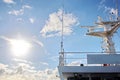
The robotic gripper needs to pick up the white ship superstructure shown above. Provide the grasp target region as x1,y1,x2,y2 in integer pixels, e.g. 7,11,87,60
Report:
58,1,120,80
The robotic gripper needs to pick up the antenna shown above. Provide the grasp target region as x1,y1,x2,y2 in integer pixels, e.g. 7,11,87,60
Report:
59,0,65,66
61,0,64,53
116,0,119,20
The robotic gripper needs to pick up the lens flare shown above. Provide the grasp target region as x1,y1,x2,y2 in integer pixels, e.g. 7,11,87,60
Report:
10,39,32,57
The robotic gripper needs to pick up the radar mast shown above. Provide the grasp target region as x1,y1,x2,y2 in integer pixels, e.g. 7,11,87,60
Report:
82,0,120,54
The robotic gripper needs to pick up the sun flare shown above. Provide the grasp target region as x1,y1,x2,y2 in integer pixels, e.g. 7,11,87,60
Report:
10,39,32,57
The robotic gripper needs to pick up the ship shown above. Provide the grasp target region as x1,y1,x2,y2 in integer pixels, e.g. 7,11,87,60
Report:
58,1,120,80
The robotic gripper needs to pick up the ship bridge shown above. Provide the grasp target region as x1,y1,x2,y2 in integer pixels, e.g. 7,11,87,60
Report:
58,52,120,80
58,19,120,80
58,0,120,79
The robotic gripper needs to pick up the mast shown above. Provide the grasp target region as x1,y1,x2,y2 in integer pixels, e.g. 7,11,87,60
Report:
82,0,120,54
82,19,120,54
88,22,119,53
116,0,119,20
59,0,64,66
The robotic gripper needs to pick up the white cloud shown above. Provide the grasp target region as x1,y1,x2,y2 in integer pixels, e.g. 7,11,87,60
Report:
104,6,117,15
32,38,44,47
0,63,8,69
40,9,78,37
8,9,24,16
40,62,49,66
29,18,35,24
98,0,118,20
0,36,12,42
13,58,32,64
0,62,60,80
16,63,35,71
0,35,43,46
109,8,118,16
3,0,15,4
22,5,32,9
50,56,59,61
104,7,118,20
8,5,32,16
0,35,44,49
17,18,24,22
98,0,106,10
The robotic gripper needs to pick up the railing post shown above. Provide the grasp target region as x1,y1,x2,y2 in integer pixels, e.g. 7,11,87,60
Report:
59,52,64,66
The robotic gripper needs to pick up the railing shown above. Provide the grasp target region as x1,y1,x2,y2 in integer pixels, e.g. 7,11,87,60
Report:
59,52,120,66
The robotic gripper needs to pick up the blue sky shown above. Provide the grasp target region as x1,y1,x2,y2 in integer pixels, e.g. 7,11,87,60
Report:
0,0,120,80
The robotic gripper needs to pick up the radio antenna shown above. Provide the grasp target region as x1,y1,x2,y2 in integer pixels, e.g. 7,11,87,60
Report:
61,0,64,52
116,0,119,20
59,0,65,66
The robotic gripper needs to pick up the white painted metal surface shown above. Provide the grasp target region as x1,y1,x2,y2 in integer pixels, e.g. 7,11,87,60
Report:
58,66,120,73
87,54,120,64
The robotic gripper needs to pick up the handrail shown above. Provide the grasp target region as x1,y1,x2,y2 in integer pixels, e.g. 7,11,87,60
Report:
59,52,120,66
59,51,120,54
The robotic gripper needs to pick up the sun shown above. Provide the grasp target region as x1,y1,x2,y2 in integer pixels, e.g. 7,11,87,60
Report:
10,39,32,57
